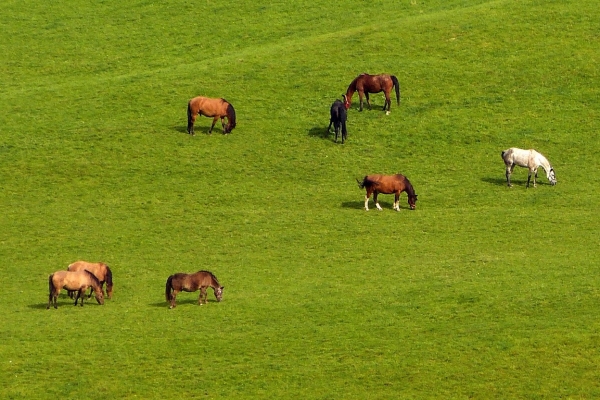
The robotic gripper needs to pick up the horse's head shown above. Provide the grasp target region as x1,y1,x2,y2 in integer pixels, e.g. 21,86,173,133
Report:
408,194,418,210
548,168,557,186
343,94,350,110
214,286,224,302
94,289,105,305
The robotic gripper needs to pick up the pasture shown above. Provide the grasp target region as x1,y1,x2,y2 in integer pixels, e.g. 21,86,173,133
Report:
1,0,599,398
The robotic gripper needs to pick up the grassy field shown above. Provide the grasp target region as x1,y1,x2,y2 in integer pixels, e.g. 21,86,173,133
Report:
1,0,599,398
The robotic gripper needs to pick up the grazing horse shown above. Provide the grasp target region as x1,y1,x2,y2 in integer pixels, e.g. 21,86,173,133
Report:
187,96,236,135
47,270,105,309
327,99,348,143
344,73,400,114
165,270,224,309
67,261,113,299
501,148,557,188
357,174,418,211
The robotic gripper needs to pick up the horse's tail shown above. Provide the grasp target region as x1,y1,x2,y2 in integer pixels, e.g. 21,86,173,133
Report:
356,176,368,189
391,75,400,105
48,274,55,297
165,275,174,302
186,101,193,133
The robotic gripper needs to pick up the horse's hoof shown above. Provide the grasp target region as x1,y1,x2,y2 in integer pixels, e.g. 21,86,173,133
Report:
386,111,390,115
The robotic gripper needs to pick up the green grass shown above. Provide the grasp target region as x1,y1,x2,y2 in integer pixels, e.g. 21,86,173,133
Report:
1,0,599,398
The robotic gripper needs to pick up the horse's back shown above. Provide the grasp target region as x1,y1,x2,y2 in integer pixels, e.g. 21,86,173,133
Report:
68,261,106,277
189,96,228,116
52,270,90,290
365,174,408,193
502,148,535,167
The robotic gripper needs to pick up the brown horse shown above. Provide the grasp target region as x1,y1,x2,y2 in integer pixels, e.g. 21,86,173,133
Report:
357,174,418,211
47,270,105,309
187,96,236,135
344,73,400,113
165,270,224,309
67,261,113,299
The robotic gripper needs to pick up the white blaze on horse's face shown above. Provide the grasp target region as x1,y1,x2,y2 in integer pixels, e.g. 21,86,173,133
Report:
215,287,224,302
549,169,557,185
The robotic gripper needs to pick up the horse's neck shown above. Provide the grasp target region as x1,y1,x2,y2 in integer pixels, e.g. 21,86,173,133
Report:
346,80,357,98
535,153,552,175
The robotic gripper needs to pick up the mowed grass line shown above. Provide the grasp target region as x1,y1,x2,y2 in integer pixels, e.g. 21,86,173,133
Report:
1,0,599,398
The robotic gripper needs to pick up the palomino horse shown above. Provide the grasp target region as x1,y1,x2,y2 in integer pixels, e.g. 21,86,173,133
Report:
47,270,105,309
165,270,224,309
344,73,400,114
187,96,237,135
67,261,113,299
327,99,348,143
501,148,557,188
357,174,418,211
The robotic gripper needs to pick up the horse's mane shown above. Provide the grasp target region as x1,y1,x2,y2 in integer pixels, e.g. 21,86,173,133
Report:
226,103,236,127
83,269,101,287
402,176,416,197
197,270,220,286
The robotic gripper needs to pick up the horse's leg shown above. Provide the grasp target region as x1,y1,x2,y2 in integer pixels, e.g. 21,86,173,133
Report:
170,289,179,309
209,117,218,134
365,92,371,110
533,167,538,187
394,191,400,211
506,165,514,187
358,92,364,111
198,287,207,305
220,116,226,134
188,113,196,135
74,290,81,306
384,91,391,113
374,192,383,211
364,189,372,211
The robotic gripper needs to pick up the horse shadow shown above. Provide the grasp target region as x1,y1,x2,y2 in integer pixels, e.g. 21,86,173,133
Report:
341,200,403,210
481,177,506,186
150,298,219,308
173,125,188,134
341,201,365,209
308,126,333,141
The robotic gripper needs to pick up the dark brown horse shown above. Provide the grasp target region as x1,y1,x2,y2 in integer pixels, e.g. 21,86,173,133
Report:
357,174,417,211
344,73,400,113
187,96,236,135
47,270,105,309
67,261,114,299
165,270,224,309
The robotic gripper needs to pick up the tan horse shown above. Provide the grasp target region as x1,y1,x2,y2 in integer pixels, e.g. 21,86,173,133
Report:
344,73,400,113
165,270,224,309
187,96,236,135
67,261,113,299
357,174,418,211
47,270,105,309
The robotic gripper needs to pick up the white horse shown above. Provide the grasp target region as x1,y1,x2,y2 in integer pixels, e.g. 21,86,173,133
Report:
501,148,557,188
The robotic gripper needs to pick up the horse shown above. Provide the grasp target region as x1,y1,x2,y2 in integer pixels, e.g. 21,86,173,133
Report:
165,270,224,309
327,99,348,143
344,73,400,114
47,270,105,309
501,148,557,188
187,96,236,135
357,174,418,211
67,261,113,299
